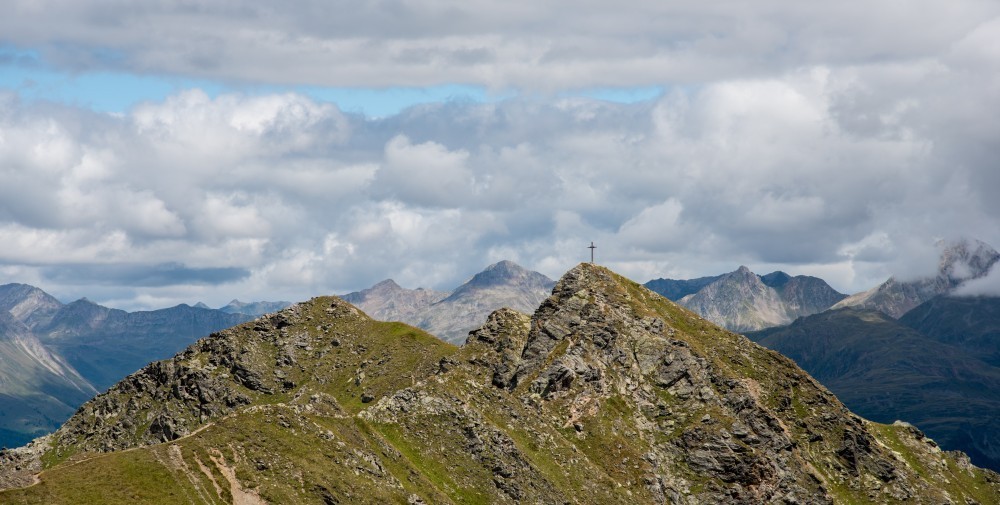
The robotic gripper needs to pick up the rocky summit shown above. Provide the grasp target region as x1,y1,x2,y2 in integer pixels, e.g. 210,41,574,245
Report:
0,264,997,504
833,238,1000,318
674,267,846,332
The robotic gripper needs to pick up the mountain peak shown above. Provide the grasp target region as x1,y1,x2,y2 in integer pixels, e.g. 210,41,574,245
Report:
468,260,529,283
0,283,63,324
675,266,845,332
453,260,554,294
938,237,999,282
371,278,402,290
834,237,999,318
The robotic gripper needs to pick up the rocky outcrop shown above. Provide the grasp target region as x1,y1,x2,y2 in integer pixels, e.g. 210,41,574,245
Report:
366,264,1000,503
465,307,531,388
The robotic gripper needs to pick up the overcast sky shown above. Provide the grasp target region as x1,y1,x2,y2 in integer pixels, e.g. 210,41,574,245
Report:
1,1,999,310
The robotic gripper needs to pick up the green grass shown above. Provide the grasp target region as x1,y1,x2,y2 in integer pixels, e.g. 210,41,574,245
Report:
2,449,191,505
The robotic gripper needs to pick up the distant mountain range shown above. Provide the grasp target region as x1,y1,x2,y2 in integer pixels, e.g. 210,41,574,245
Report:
645,267,846,332
0,311,96,449
343,260,555,343
645,238,1000,331
0,284,255,448
194,299,293,316
0,262,544,447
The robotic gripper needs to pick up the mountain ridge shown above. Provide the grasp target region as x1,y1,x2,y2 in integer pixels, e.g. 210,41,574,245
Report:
666,266,846,332
2,263,997,503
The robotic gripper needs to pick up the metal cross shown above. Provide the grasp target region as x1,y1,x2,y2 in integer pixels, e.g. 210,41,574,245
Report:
588,241,596,263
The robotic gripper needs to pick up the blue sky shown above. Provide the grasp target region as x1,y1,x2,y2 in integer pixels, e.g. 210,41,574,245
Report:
0,46,663,116
1,1,999,309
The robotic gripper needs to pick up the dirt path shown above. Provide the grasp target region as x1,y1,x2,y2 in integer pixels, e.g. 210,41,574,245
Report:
19,417,223,491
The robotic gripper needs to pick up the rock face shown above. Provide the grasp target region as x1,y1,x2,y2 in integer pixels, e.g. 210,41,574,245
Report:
345,260,555,343
748,307,1000,472
675,267,846,332
3,264,997,504
833,238,1000,318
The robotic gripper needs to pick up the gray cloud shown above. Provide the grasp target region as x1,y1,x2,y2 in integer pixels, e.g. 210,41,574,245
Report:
2,2,996,90
0,2,998,309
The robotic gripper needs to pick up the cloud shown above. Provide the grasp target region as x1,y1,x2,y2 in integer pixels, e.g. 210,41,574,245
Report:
1,2,996,91
373,135,474,207
0,4,998,308
953,267,1000,297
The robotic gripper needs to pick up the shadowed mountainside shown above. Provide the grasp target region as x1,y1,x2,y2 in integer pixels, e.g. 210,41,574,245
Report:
900,295,1000,367
748,307,1000,472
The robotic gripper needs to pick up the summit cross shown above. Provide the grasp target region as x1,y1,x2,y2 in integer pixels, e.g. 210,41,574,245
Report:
588,242,596,263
